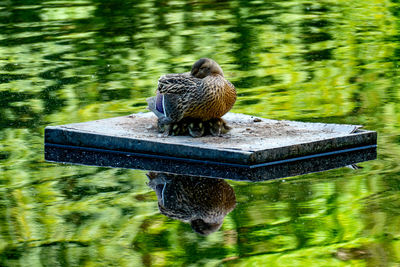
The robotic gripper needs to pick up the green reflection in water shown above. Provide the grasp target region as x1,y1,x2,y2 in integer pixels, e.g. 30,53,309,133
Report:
0,0,400,266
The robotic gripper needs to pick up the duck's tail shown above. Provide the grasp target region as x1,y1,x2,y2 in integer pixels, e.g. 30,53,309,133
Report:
146,94,165,119
147,93,182,125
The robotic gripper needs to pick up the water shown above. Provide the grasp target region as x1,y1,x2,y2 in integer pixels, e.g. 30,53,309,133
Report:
1,0,399,266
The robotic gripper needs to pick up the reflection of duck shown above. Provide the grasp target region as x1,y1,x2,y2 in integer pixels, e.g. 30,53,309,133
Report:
147,58,236,137
147,172,236,235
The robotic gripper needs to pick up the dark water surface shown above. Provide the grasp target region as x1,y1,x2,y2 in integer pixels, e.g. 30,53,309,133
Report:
1,0,400,266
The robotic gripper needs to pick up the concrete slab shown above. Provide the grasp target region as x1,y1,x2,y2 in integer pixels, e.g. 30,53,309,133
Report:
45,112,377,165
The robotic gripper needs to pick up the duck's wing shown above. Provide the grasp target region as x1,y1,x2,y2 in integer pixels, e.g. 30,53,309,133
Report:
148,73,204,124
157,73,202,95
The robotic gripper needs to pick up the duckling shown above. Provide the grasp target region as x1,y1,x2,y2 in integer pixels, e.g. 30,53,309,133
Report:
147,58,236,136
207,118,231,136
185,118,231,137
187,119,205,138
157,120,189,136
156,117,231,137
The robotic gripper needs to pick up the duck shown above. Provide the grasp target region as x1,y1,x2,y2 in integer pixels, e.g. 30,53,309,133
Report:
147,58,236,136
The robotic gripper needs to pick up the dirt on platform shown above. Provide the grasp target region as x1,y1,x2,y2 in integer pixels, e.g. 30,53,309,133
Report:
110,112,357,150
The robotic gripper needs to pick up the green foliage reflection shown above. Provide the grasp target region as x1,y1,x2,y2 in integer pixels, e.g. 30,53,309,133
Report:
0,0,400,266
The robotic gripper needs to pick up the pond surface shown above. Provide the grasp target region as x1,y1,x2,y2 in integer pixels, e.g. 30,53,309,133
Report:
1,0,400,266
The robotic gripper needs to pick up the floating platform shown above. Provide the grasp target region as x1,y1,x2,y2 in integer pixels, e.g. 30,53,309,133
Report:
44,113,377,181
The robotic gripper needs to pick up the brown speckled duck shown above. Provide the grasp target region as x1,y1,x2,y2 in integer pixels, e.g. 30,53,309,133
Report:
147,58,236,137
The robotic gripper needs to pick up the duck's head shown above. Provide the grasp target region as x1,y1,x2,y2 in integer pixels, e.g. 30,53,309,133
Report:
190,219,223,236
191,58,224,78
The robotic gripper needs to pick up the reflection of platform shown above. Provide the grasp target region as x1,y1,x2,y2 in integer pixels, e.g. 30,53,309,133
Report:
44,113,377,181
